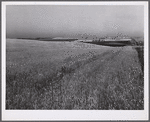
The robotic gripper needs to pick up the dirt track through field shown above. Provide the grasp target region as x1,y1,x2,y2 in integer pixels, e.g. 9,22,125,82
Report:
55,46,143,109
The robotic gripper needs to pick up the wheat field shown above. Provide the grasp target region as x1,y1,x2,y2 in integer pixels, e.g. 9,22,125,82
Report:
6,39,144,109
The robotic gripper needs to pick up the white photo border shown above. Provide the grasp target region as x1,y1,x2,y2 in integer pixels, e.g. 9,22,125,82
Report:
2,1,149,121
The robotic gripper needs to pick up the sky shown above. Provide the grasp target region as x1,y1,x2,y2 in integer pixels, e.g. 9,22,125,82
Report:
6,5,144,39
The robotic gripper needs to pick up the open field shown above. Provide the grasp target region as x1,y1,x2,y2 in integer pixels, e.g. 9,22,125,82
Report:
6,39,144,109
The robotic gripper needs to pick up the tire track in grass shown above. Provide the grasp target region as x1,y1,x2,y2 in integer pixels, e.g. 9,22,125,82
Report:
47,48,123,109
62,47,123,74
61,46,143,109
60,47,123,109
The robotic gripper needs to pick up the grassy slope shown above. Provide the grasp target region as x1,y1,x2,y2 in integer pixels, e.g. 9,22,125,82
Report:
6,39,144,109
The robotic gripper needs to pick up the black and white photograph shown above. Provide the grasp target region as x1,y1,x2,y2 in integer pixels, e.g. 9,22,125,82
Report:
2,1,149,121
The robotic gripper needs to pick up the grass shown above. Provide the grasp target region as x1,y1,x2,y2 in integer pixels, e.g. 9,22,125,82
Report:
61,47,144,109
6,39,144,109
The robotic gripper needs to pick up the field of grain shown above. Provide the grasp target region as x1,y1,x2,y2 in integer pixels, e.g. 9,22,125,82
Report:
6,39,144,109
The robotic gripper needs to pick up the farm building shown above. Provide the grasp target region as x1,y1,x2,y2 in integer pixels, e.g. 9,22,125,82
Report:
89,36,137,46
